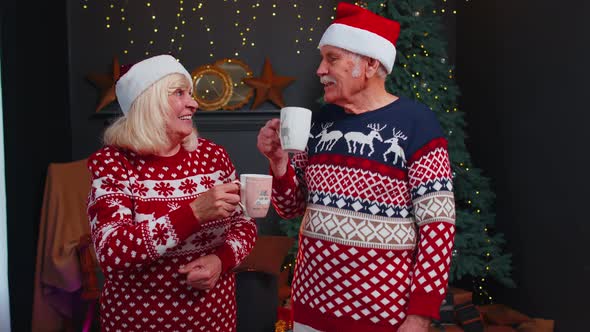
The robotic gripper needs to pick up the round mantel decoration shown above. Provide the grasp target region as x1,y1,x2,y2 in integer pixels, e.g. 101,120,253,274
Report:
191,65,233,111
213,58,254,111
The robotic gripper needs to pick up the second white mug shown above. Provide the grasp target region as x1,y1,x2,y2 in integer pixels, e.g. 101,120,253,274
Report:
280,106,312,153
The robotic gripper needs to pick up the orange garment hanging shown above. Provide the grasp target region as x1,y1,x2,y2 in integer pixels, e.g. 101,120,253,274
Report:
31,159,91,332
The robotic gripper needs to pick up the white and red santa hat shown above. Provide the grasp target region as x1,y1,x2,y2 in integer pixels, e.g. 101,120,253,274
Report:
318,2,400,74
115,54,192,115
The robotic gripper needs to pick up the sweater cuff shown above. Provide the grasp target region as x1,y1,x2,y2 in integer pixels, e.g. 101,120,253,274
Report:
270,160,295,192
169,204,201,241
406,292,444,320
214,243,235,274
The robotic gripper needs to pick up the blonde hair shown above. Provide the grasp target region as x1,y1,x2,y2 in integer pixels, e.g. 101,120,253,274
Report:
104,73,198,155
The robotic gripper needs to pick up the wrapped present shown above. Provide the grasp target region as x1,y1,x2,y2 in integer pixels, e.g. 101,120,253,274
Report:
455,302,484,332
517,318,554,332
478,304,530,326
436,287,481,330
428,323,464,331
485,327,517,332
449,287,473,305
438,292,455,324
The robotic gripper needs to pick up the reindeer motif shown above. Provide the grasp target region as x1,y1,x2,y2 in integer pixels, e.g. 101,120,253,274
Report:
315,122,343,152
89,214,99,231
107,198,131,220
135,211,155,223
280,127,291,147
383,127,408,164
344,123,387,157
309,122,316,139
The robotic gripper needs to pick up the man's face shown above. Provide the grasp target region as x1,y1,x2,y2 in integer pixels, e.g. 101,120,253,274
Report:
317,45,366,106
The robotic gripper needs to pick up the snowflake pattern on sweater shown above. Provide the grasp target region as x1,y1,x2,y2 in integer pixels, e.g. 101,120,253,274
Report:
86,138,257,332
272,98,456,332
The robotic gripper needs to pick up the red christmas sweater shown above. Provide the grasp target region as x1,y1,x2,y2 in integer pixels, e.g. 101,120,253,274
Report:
86,138,257,332
272,99,456,332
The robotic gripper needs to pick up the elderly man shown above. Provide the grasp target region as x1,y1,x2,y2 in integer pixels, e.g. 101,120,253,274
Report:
257,3,456,331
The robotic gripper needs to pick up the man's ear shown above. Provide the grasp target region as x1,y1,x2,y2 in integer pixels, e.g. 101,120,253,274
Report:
365,58,381,78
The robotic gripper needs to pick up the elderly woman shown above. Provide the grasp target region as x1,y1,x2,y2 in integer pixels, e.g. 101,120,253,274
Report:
86,54,257,331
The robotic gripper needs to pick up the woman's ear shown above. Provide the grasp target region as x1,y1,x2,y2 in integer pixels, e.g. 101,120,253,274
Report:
365,58,381,78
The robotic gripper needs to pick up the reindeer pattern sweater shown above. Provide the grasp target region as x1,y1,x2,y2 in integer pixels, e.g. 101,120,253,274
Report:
86,138,257,332
272,98,456,332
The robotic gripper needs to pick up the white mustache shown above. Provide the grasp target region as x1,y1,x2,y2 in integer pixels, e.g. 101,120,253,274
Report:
320,76,337,85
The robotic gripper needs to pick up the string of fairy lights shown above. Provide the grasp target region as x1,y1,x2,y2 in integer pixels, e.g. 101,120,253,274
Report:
80,0,464,58
80,0,495,303
80,0,336,58
435,0,469,15
169,0,186,55
80,0,468,57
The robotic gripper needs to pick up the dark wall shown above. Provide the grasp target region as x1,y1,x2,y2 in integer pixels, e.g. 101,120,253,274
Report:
67,0,338,161
1,0,72,330
456,1,589,330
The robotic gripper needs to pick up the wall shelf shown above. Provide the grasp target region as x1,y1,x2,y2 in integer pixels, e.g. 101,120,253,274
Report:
89,103,279,132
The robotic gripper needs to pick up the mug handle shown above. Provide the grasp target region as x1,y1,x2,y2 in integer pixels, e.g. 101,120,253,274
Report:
233,180,247,214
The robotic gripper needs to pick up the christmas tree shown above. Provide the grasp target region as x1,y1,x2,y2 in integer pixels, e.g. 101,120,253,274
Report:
280,0,514,304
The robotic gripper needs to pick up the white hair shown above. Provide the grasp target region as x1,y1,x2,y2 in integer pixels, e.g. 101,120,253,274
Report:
344,50,388,78
376,66,387,78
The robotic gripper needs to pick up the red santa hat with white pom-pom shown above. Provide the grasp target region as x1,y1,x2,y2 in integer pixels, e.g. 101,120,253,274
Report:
318,2,401,74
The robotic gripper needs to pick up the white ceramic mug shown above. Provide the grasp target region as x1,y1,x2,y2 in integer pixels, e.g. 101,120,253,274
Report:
239,174,273,218
280,106,312,153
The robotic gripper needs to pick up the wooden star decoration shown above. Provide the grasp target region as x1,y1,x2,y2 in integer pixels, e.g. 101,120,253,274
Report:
243,58,295,110
86,56,121,113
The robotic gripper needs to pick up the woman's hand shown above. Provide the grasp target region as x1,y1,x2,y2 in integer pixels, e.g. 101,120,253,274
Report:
178,254,222,290
189,182,240,222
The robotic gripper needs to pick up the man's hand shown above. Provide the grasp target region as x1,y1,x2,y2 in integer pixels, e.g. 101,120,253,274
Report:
257,118,289,177
178,254,222,290
398,314,430,332
189,182,240,223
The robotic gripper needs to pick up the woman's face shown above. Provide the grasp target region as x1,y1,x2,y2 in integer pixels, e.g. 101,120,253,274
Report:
167,86,198,143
